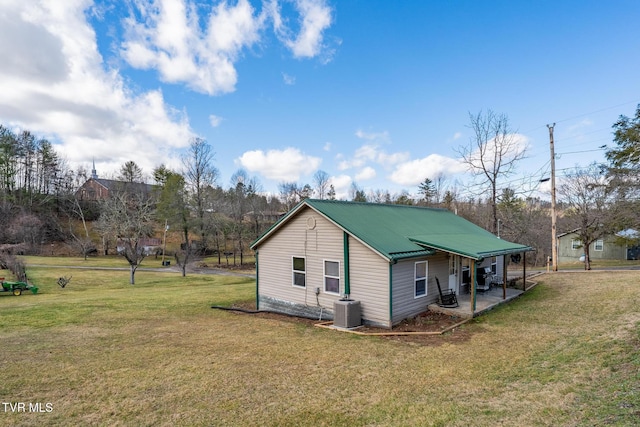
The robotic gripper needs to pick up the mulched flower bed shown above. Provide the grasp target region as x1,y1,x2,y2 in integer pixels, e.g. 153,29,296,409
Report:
220,302,475,345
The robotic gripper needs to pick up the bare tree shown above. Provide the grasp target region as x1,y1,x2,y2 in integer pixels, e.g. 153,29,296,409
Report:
349,182,367,202
97,191,156,284
278,182,311,210
67,197,96,260
457,110,527,233
182,137,218,252
557,164,616,270
313,170,330,199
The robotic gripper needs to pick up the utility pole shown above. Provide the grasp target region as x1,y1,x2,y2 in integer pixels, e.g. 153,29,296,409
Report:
547,123,558,272
161,219,169,266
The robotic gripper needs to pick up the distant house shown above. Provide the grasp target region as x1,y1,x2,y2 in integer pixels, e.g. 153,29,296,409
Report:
116,238,162,256
557,229,640,262
250,199,532,328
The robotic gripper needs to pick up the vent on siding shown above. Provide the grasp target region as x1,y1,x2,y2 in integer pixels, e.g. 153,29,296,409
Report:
333,300,361,328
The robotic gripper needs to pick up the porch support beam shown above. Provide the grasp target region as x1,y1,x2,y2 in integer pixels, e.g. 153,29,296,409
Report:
471,259,477,315
522,251,527,291
502,254,507,300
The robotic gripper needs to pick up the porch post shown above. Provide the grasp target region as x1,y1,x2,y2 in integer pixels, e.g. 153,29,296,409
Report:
471,259,477,315
502,254,507,300
522,251,527,291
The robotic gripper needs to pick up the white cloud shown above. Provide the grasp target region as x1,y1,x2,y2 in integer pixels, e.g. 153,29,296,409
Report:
329,174,352,200
282,72,296,85
390,154,468,186
238,147,321,181
0,0,193,176
209,114,223,127
377,151,410,166
121,0,335,94
452,131,462,140
121,0,264,96
323,142,332,151
355,129,389,142
355,166,376,181
272,0,334,60
339,143,409,171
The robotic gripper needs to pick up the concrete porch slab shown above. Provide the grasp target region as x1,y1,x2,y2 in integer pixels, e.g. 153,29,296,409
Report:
428,286,525,319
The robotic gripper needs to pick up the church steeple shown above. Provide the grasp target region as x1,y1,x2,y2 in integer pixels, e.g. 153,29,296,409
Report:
91,159,98,179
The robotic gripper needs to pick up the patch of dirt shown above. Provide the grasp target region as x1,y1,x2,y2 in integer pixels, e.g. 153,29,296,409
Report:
223,302,474,346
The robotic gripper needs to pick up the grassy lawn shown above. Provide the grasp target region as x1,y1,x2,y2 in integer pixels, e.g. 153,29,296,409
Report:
23,254,257,270
1,263,638,426
22,255,174,269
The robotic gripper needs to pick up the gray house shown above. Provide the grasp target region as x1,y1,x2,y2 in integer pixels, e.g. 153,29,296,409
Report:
557,229,640,263
250,200,531,328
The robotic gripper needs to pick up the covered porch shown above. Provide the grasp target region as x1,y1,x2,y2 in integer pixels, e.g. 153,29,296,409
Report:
428,283,528,319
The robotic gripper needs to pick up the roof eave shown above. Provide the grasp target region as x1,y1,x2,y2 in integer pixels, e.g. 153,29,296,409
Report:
408,237,532,261
388,249,436,262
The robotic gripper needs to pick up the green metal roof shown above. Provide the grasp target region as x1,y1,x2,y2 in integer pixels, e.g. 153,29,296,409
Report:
251,199,532,261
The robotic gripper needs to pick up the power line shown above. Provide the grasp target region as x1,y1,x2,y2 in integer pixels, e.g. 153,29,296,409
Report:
521,99,639,135
556,148,606,156
553,100,639,125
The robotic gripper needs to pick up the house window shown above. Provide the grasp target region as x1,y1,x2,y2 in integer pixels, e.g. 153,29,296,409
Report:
324,260,340,294
594,240,604,251
448,255,457,276
292,257,306,288
571,239,582,250
491,256,498,274
415,261,428,298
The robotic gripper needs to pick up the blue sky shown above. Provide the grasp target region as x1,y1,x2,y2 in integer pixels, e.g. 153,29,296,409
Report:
1,0,639,199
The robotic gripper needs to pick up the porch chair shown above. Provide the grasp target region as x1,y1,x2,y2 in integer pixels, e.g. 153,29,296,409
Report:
435,277,459,308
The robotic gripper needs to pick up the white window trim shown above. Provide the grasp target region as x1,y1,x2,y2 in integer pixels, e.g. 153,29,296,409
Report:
323,259,341,295
292,256,306,288
414,260,428,299
491,256,498,274
594,239,604,251
571,239,582,250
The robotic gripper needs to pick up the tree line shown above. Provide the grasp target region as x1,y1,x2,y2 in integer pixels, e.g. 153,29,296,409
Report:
1,106,639,281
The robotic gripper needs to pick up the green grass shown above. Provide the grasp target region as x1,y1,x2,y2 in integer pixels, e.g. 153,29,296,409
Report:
1,263,638,426
22,255,174,269
24,254,257,269
558,259,640,270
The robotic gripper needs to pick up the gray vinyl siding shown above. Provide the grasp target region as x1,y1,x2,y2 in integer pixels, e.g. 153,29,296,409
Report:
391,253,449,325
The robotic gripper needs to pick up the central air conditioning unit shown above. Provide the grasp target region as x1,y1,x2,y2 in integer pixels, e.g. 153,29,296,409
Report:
333,299,361,328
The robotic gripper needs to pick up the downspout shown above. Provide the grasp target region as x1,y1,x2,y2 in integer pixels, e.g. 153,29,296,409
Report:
255,251,259,309
389,261,395,328
343,232,350,297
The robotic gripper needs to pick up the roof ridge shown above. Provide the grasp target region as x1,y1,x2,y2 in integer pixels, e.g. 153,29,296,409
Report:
307,198,447,212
